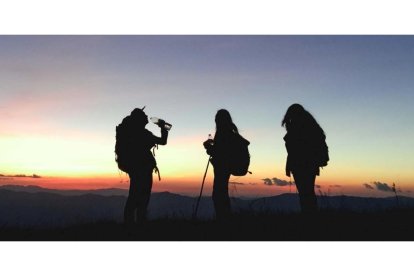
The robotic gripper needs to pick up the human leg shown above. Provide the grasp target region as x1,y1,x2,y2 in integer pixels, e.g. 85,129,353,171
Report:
212,166,231,220
135,170,153,223
124,169,153,224
124,172,139,224
293,170,318,213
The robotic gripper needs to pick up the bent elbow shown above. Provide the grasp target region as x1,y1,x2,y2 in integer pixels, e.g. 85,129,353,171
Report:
159,139,167,146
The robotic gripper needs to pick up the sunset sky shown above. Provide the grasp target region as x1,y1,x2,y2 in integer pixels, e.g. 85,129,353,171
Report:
1,35,413,197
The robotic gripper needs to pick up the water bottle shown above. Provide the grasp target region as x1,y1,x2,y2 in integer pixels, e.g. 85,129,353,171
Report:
150,117,172,131
207,134,214,145
203,134,214,151
208,134,214,144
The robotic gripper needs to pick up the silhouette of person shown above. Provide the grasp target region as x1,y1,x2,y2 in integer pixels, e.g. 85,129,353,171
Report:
282,103,328,213
203,109,239,221
122,107,169,225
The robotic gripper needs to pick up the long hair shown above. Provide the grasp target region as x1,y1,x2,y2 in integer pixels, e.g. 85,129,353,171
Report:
282,103,325,136
215,109,239,134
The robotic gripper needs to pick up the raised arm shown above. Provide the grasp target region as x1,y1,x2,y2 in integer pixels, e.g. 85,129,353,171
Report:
152,119,169,145
154,128,168,145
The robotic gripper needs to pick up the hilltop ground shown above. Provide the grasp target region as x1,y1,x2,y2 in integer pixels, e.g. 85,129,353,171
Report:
2,209,414,241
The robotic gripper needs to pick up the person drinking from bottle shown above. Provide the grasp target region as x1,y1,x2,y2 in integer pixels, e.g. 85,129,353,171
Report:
115,107,170,226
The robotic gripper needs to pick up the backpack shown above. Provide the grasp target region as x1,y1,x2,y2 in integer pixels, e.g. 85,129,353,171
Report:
115,116,132,173
316,138,329,167
229,133,251,176
115,116,159,175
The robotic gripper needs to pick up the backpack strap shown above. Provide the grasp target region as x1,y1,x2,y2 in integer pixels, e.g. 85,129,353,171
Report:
152,144,159,156
154,166,161,181
151,145,161,180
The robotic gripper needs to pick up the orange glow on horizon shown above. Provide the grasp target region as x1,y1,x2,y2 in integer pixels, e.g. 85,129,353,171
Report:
1,173,412,198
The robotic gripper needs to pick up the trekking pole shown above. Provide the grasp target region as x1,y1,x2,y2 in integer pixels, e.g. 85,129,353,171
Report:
192,156,211,219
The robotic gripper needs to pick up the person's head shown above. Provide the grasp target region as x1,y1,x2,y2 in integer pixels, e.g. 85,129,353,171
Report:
282,103,305,129
215,109,238,133
282,103,324,135
130,106,148,127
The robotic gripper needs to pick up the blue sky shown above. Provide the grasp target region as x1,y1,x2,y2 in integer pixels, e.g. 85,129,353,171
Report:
0,36,413,196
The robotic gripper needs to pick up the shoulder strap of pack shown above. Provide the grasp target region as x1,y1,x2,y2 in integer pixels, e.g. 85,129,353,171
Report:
236,133,250,145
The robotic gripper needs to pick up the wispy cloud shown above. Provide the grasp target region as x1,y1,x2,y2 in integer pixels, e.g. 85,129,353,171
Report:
262,178,273,186
272,178,290,186
0,174,41,179
363,181,397,192
373,181,393,192
262,177,293,186
229,181,257,186
363,183,374,190
329,185,342,188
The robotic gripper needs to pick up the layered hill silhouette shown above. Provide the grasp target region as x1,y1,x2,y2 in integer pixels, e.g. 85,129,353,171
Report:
1,185,413,229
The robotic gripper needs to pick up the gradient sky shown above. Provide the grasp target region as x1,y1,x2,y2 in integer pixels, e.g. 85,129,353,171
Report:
0,36,413,197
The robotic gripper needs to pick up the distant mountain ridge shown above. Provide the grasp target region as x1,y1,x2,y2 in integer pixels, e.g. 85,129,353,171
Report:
1,185,414,228
0,184,129,196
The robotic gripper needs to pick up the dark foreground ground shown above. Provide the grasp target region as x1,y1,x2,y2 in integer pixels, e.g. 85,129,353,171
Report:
2,208,414,241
